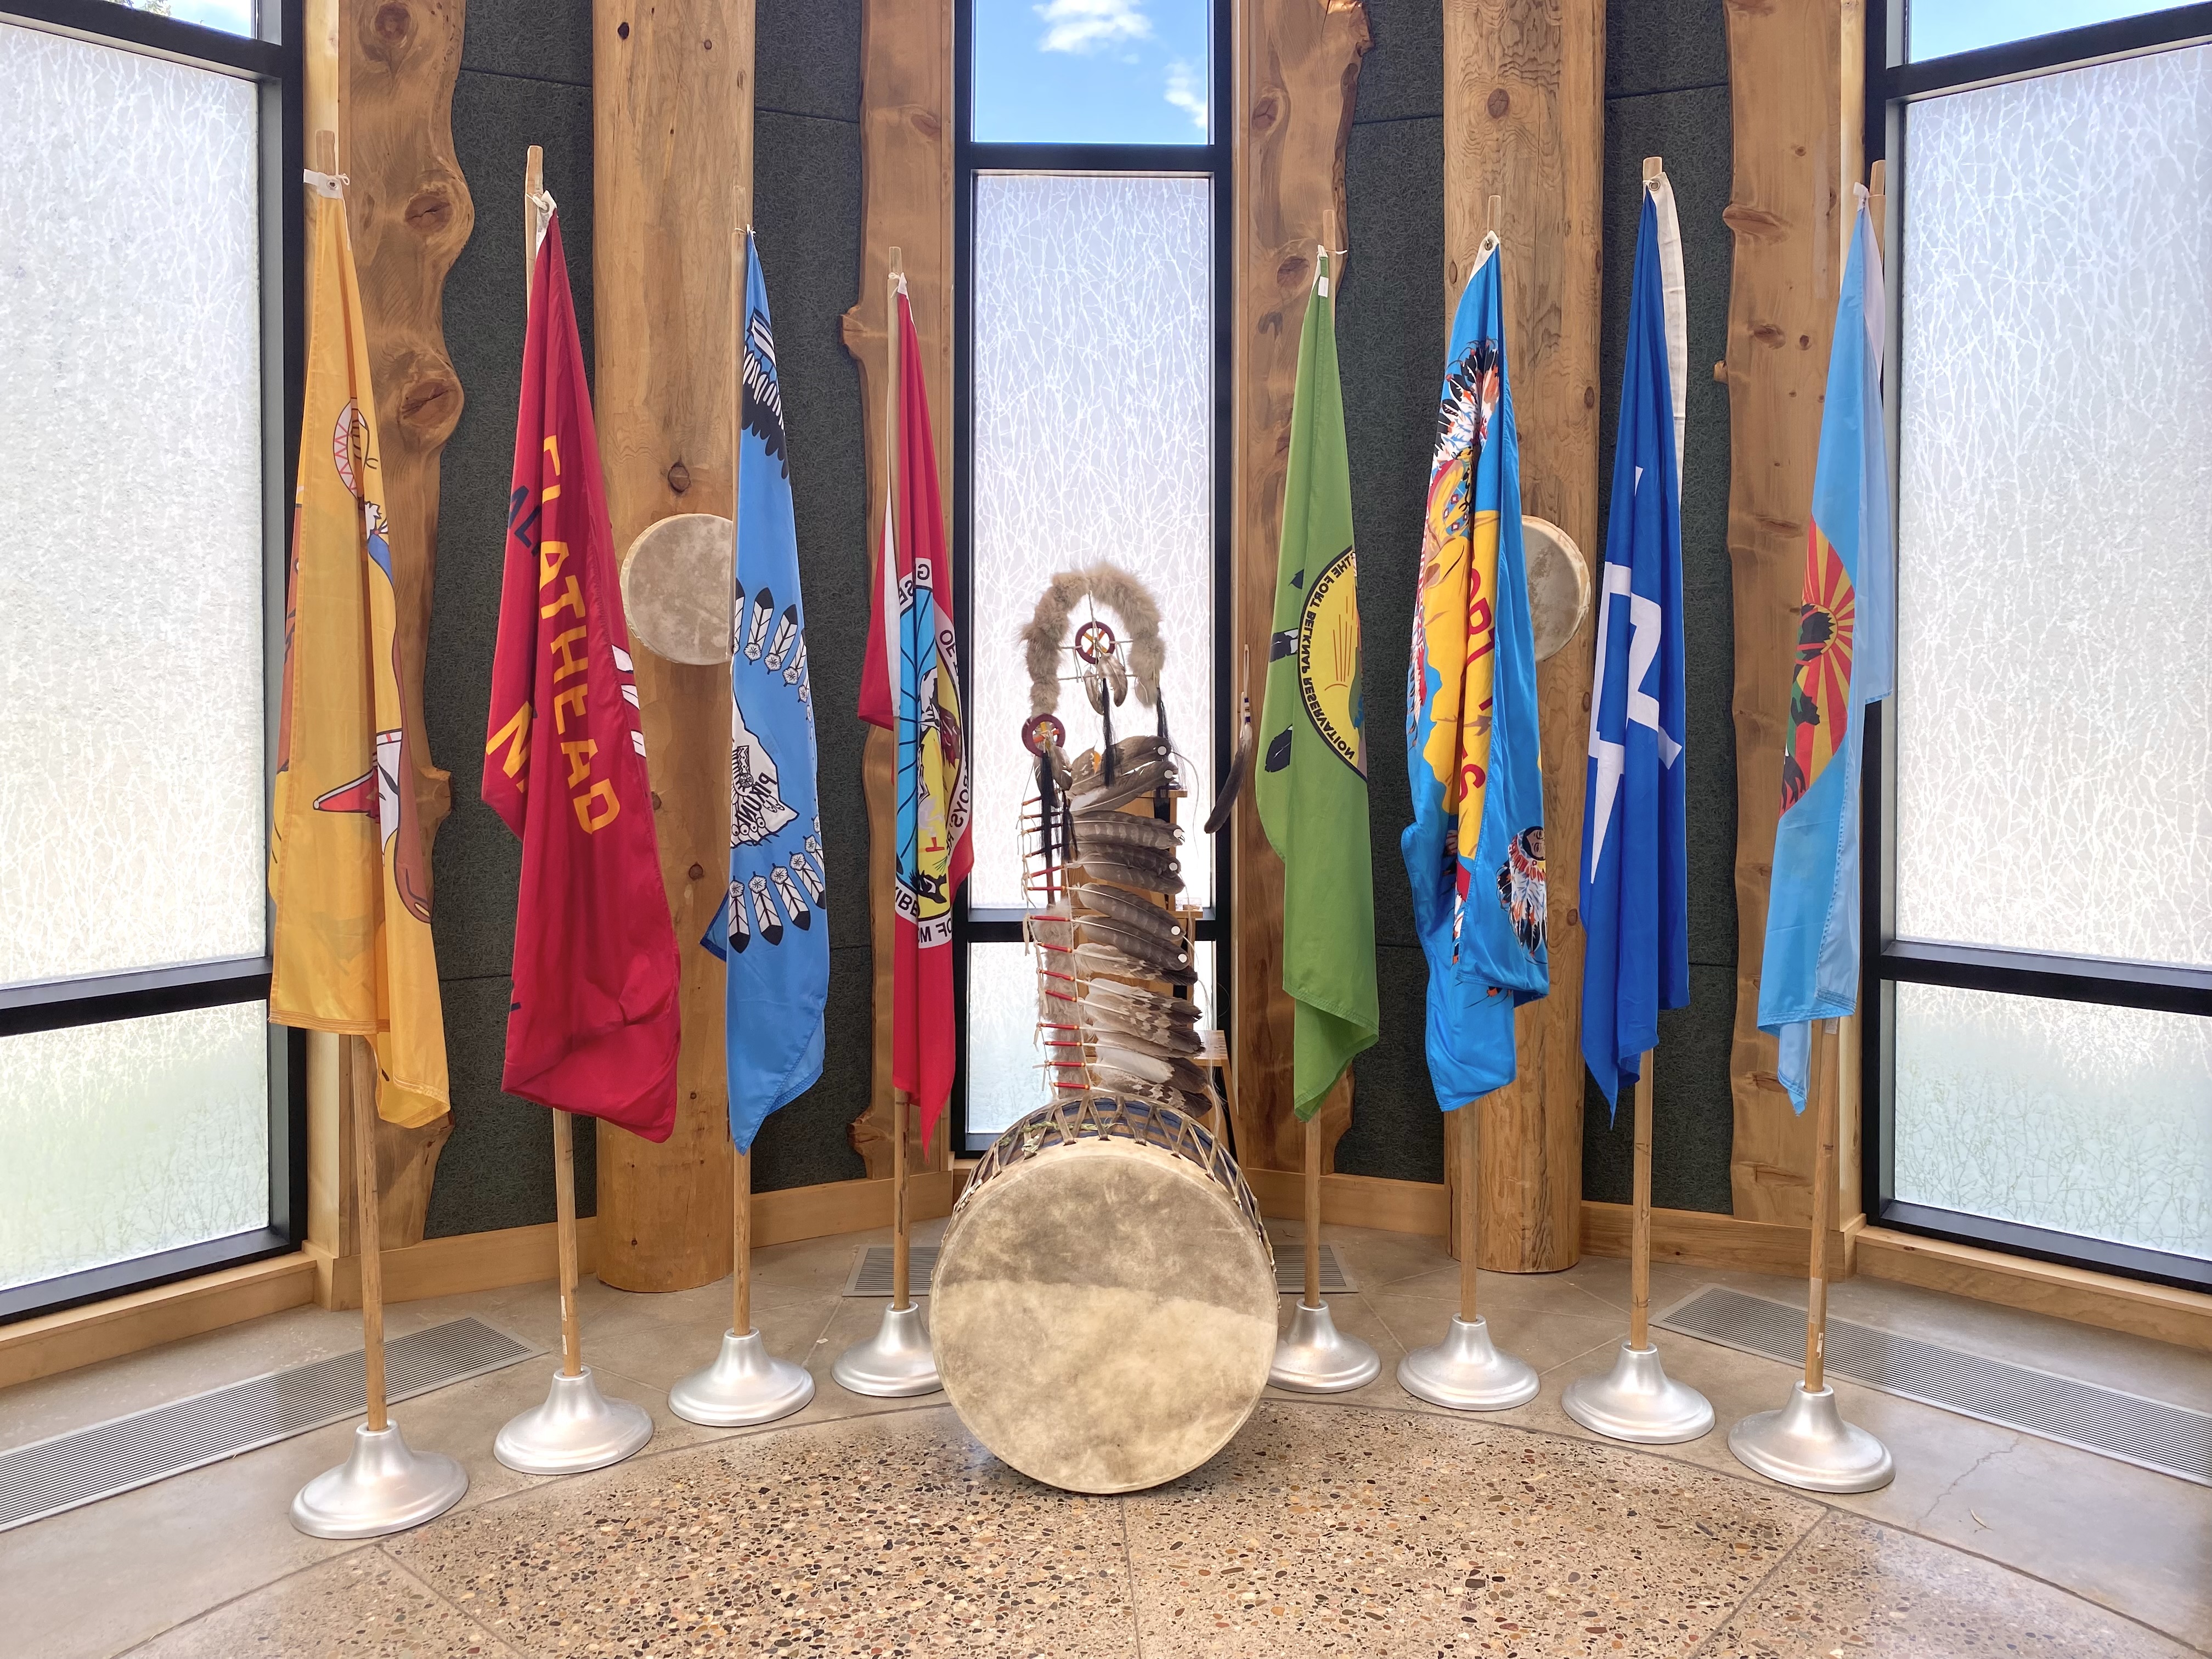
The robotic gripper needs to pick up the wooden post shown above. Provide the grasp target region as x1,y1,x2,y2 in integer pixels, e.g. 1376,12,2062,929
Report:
1229,0,1370,1178
1457,1099,1481,1323
1442,0,1603,1273
591,0,751,1291
890,1093,912,1312
1629,1052,1655,1350
1803,1019,1838,1390
1723,0,1863,1229
349,1073,389,1433
1302,1113,1323,1306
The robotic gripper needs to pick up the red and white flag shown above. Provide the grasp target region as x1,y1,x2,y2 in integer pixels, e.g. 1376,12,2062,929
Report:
482,213,681,1140
858,284,970,1144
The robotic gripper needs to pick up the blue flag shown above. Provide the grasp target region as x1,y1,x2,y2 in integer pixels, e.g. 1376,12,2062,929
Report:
1403,241,1550,1108
704,233,828,1150
1758,198,1892,1111
1580,186,1690,1115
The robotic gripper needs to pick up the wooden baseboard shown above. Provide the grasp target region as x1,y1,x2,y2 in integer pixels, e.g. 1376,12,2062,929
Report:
1581,1201,1848,1278
1856,1226,2212,1355
0,1252,318,1391
1245,1169,1450,1237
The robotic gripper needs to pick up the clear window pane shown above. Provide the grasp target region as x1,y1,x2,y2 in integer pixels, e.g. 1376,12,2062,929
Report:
1893,984,2211,1262
965,938,1216,1142
969,173,1214,910
0,21,267,988
1906,1,2196,61
1894,44,2212,970
973,0,1210,144
0,1002,272,1290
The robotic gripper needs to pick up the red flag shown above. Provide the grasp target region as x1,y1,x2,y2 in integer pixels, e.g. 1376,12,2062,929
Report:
483,215,681,1141
858,287,971,1142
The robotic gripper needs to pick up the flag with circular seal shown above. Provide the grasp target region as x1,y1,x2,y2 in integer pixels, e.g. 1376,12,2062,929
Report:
1255,247,1378,1120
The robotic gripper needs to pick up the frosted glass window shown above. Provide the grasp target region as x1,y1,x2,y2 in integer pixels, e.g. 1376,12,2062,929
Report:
965,939,1216,1140
0,21,267,989
1906,1,2195,61
970,173,1214,909
973,0,1211,145
0,1002,271,1290
1893,984,2211,1261
1893,44,2212,971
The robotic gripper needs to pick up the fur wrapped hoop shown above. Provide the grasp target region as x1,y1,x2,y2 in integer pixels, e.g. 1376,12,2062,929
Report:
1021,563,1166,717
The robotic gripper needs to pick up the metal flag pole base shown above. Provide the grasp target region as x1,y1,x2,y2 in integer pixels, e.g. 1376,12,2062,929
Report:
1397,1315,1539,1411
1561,1342,1714,1443
833,1302,941,1397
493,1367,654,1475
1269,1301,1380,1392
1730,1381,1894,1493
292,1420,468,1539
671,1328,816,1426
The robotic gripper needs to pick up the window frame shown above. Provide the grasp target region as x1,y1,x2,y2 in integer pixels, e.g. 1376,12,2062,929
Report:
0,0,307,1324
1863,0,2212,1291
949,0,1236,1155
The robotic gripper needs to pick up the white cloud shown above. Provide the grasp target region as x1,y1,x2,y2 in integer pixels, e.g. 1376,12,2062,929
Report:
1034,0,1153,54
1164,58,1206,131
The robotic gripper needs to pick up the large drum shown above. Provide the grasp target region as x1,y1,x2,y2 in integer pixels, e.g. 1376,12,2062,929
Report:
933,1097,1277,1494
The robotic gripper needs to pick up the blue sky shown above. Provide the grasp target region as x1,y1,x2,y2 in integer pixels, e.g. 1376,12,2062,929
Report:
115,0,255,35
1908,0,2188,59
973,0,1210,145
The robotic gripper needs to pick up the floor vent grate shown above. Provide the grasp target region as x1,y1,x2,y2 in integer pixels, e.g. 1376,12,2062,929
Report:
843,1243,1355,1297
0,1316,538,1532
1657,1285,2212,1487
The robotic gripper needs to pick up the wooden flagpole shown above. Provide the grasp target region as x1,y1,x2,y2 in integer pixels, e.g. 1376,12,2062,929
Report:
1628,1052,1655,1348
1801,1017,1838,1390
1457,1097,1481,1322
522,146,588,1385
349,1053,391,1431
885,244,915,1319
730,195,756,1344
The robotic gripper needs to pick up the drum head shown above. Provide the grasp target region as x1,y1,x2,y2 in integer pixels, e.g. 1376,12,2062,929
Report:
620,512,732,665
933,1138,1276,1494
1523,514,1592,663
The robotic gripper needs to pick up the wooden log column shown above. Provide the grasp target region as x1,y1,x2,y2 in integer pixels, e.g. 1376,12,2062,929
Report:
1227,0,1370,1178
1440,0,1602,1272
839,0,955,1182
309,0,472,1254
592,0,753,1291
1721,0,1860,1226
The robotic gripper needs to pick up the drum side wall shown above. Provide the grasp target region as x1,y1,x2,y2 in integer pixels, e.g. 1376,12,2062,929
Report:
422,0,872,1238
1330,0,1739,1217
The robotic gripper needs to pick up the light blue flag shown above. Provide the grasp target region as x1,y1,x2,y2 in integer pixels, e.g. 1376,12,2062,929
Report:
1403,242,1550,1108
1758,199,1892,1111
704,233,828,1150
1581,187,1690,1116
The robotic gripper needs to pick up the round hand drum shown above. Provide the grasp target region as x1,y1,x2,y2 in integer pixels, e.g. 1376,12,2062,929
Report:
619,512,733,665
933,1098,1277,1494
1522,515,1592,663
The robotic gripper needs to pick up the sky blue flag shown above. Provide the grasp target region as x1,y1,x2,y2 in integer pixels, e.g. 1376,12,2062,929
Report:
1758,199,1892,1111
1403,241,1550,1108
1581,188,1690,1116
703,233,828,1150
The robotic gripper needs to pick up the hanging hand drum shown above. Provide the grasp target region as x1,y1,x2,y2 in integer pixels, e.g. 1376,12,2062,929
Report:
1522,515,1593,663
932,1097,1277,1494
619,512,733,665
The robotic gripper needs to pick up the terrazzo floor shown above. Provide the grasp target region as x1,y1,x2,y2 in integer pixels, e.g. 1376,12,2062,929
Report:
1,1219,2205,1658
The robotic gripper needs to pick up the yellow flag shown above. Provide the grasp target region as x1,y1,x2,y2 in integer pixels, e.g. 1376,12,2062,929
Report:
268,193,448,1128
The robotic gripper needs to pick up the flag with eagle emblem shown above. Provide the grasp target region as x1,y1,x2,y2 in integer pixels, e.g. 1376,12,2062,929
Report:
857,280,970,1147
1758,196,1892,1111
1256,247,1377,1120
483,211,680,1141
1402,236,1549,1110
268,182,448,1130
703,231,829,1153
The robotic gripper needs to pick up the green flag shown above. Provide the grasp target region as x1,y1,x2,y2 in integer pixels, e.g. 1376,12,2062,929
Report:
1255,250,1378,1119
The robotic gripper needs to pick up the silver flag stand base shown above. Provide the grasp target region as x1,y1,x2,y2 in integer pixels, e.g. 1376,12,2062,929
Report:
832,1302,940,1397
292,1420,467,1539
1269,1301,1381,1392
494,1366,653,1475
1561,1343,1714,1443
1397,1315,1539,1411
1730,1381,1895,1493
670,1328,816,1426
